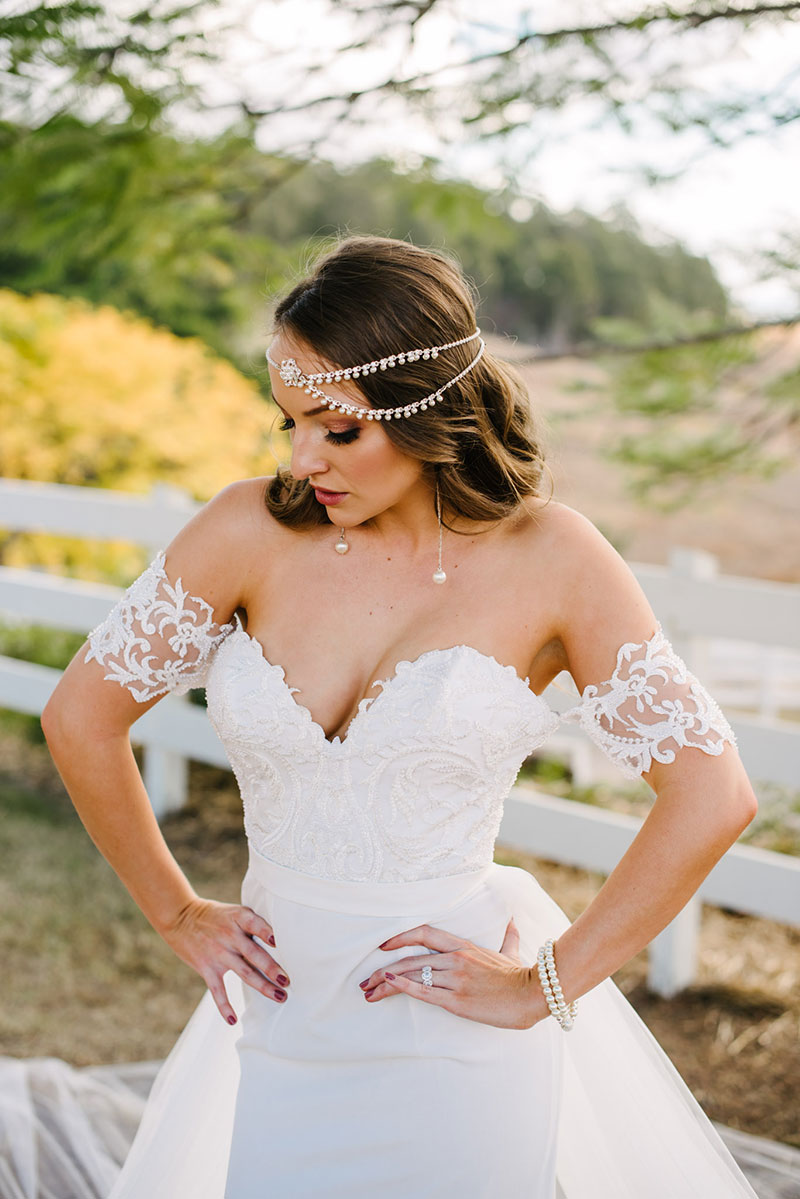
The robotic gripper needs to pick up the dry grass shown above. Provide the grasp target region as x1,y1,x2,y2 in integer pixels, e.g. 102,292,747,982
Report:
1,727,797,1148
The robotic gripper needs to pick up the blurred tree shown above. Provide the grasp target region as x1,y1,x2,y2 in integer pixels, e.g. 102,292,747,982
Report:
0,0,219,128
0,115,293,368
0,287,283,579
2,0,798,506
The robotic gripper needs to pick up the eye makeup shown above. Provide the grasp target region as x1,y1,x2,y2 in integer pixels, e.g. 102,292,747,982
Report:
277,416,361,446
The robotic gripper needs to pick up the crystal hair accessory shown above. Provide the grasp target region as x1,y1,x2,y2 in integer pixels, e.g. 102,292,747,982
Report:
266,329,485,421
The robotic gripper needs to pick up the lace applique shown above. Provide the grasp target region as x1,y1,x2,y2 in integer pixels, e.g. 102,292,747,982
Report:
205,637,560,883
84,550,236,702
559,622,737,780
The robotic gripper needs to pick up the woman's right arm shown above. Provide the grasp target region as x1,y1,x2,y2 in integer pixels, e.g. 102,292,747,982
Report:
41,480,290,1025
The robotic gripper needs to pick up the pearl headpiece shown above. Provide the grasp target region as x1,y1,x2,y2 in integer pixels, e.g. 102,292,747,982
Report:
266,329,484,421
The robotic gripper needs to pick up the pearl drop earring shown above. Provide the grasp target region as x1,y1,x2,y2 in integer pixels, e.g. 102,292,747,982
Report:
335,527,349,554
433,480,446,584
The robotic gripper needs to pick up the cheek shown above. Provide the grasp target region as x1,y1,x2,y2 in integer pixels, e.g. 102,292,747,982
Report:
349,432,418,486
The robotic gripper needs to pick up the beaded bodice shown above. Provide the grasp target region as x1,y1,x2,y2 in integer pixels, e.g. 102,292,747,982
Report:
203,630,559,882
84,550,738,884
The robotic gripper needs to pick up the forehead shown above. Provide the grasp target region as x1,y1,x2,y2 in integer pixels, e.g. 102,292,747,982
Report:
267,331,368,406
268,330,332,374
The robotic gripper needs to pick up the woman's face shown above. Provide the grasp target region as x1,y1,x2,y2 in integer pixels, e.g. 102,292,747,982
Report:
267,330,427,527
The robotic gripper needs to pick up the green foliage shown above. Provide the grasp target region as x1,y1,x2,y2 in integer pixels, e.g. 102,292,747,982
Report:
0,1,221,128
0,621,85,671
0,119,729,362
598,332,795,507
246,156,729,348
0,118,286,368
766,366,800,412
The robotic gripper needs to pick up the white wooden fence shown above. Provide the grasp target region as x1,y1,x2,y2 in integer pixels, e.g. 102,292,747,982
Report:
1,477,798,998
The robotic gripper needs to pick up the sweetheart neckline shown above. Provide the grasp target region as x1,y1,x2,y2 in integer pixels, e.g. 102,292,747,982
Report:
222,625,549,749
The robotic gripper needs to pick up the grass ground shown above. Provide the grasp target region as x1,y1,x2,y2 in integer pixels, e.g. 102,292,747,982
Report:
1,723,797,1149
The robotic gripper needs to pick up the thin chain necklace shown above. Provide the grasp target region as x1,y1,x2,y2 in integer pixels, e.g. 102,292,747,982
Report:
333,479,446,584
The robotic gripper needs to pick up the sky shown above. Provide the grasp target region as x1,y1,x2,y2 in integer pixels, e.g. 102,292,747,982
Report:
184,0,800,318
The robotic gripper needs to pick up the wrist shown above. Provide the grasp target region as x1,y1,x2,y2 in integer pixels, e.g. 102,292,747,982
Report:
522,965,551,1029
150,887,202,940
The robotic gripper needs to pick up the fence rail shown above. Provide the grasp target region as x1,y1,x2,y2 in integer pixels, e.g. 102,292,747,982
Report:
1,477,798,998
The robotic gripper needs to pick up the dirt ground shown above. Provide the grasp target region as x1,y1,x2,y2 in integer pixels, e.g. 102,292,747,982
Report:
1,725,797,1150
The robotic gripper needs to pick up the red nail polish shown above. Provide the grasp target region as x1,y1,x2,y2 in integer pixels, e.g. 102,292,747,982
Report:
275,989,287,1001
385,973,396,981
277,974,289,986
268,936,276,947
359,979,370,989
364,988,376,998
378,941,388,949
227,1015,237,1025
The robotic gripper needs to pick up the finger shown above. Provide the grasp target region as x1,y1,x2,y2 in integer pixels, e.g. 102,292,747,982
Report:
238,907,276,948
238,937,290,986
206,973,239,1026
236,958,288,1003
360,951,460,993
380,971,453,1009
499,917,520,959
379,924,467,954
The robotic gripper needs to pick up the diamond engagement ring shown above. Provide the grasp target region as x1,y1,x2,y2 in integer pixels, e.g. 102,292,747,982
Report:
421,964,434,988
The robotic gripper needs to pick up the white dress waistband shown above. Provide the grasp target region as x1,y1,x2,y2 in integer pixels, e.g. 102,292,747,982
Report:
243,843,495,917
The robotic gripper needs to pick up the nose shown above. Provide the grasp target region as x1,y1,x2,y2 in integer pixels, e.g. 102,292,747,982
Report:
289,430,329,482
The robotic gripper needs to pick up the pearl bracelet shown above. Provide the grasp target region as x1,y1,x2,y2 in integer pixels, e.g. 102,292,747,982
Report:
536,938,578,1032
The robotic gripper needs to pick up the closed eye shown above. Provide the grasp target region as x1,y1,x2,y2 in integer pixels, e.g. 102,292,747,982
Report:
278,416,360,446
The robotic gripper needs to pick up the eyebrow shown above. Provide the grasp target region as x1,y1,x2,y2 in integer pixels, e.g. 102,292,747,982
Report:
277,400,367,419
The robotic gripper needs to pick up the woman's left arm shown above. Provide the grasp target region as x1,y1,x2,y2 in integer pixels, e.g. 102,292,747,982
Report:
367,506,758,1027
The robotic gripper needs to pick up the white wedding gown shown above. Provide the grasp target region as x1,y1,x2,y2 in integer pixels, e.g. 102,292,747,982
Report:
1,549,761,1198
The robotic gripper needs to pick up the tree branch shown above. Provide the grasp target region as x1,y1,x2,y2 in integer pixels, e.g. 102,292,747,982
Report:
494,317,800,364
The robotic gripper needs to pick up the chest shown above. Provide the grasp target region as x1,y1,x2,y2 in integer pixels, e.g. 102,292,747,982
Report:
237,525,563,743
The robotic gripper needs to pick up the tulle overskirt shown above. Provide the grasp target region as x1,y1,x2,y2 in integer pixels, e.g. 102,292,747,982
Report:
2,848,759,1198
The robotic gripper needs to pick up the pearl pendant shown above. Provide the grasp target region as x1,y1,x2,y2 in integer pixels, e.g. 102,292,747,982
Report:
335,528,349,554
432,568,447,584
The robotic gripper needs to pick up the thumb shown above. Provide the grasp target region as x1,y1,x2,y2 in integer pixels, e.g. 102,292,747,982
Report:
500,916,521,960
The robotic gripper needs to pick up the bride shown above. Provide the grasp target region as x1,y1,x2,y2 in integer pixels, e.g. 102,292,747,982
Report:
36,234,760,1198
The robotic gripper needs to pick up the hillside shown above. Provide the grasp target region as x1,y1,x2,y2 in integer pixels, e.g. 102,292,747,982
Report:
494,327,800,583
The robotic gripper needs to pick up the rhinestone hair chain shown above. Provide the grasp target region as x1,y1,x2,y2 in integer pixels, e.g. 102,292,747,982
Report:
266,329,485,420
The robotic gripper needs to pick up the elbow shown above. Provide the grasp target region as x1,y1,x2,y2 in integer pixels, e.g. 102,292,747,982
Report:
41,687,86,753
41,695,69,753
725,779,758,840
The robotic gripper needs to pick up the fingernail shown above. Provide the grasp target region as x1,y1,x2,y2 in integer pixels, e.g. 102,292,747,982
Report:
378,940,388,949
275,989,287,1001
227,1015,237,1025
364,988,376,998
359,978,370,989
268,936,276,947
385,973,396,981
277,974,289,986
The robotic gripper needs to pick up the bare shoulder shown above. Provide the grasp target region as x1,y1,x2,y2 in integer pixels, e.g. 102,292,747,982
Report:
514,496,609,569
157,476,284,616
516,497,658,690
178,475,283,549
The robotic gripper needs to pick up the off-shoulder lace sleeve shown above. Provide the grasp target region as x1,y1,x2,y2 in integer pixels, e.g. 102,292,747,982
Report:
83,549,236,702
559,622,738,780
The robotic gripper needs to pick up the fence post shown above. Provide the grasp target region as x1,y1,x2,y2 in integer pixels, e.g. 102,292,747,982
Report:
666,546,718,678
648,896,702,997
143,747,189,822
643,548,720,994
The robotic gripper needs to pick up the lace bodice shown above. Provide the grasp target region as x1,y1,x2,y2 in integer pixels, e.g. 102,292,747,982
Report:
84,550,738,883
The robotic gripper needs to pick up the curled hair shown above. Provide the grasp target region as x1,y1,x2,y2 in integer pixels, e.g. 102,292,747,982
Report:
264,234,553,530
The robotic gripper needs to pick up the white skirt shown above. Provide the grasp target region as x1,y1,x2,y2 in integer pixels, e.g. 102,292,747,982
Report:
103,846,758,1199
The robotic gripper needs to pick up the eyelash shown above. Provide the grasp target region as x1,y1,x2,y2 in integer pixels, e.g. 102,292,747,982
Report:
278,417,361,446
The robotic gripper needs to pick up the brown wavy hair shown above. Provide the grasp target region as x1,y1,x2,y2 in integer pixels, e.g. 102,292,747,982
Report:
263,234,553,531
